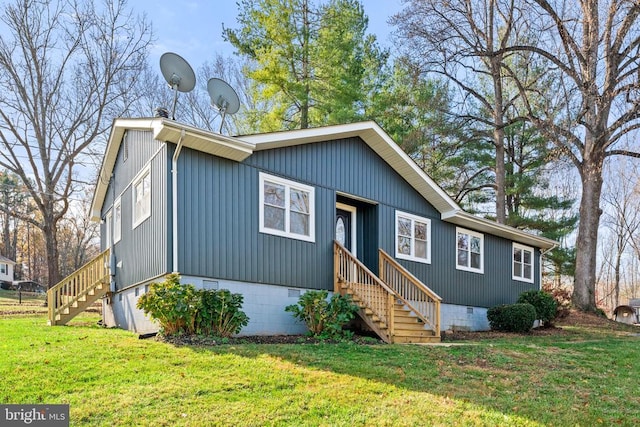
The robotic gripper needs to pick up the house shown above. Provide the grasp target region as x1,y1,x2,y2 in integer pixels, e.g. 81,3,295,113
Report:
627,299,640,323
0,255,15,288
47,118,557,343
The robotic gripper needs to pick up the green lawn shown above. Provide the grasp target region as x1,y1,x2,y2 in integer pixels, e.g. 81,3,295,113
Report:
1,312,639,426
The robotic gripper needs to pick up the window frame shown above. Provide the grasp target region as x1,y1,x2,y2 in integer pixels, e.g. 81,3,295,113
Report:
395,210,431,264
512,242,535,283
0,263,7,275
113,197,122,243
455,227,484,274
105,209,113,248
259,172,315,243
132,166,151,229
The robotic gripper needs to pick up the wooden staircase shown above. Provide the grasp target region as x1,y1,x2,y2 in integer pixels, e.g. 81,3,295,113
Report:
334,242,441,344
47,249,111,326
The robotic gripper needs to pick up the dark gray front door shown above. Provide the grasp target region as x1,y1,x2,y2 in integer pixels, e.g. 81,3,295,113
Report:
335,208,353,252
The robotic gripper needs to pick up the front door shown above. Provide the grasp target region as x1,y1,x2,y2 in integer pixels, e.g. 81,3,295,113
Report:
336,203,356,254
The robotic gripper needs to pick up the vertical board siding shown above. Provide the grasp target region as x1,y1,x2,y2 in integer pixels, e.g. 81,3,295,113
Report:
101,131,169,288
175,135,539,306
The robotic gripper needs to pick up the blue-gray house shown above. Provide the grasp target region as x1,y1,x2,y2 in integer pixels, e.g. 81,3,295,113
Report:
48,118,557,342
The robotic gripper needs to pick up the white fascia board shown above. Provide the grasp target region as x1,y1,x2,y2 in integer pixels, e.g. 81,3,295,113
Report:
89,118,256,222
152,119,255,160
244,121,460,214
441,210,558,250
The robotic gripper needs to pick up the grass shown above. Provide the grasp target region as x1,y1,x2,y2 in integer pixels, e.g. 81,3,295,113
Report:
1,311,640,426
0,288,47,315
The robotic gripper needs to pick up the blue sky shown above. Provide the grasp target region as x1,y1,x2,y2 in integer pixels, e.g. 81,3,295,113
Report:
133,0,405,70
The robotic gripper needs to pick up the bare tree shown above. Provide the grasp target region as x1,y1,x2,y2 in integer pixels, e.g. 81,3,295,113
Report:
599,161,640,309
392,0,540,224
500,0,640,311
0,0,152,287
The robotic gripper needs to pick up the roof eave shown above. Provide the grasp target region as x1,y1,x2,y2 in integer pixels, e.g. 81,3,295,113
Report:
441,210,559,250
89,118,255,222
244,121,460,213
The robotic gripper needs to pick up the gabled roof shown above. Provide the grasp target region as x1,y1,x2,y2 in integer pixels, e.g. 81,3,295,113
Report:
91,118,557,249
90,118,255,220
242,122,557,250
0,255,15,264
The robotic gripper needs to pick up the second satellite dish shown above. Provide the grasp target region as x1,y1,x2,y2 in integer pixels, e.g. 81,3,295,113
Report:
207,78,240,133
160,52,196,120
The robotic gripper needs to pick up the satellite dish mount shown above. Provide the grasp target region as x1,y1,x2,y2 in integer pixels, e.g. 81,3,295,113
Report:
159,52,196,120
207,78,240,133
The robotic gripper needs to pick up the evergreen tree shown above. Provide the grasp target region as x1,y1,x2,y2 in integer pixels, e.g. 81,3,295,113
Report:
224,0,387,130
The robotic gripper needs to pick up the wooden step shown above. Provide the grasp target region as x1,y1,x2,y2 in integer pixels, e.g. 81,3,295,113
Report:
392,334,441,344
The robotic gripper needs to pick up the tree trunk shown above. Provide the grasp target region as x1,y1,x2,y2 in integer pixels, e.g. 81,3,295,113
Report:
300,0,310,129
572,155,604,311
43,220,60,289
491,57,506,224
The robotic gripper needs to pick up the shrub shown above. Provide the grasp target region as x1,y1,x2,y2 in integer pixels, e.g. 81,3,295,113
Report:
285,290,360,340
542,283,572,319
517,290,558,324
195,289,249,338
136,273,198,335
487,303,536,333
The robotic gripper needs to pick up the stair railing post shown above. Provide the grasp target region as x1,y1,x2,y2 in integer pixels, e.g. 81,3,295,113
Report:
334,242,339,293
388,292,395,342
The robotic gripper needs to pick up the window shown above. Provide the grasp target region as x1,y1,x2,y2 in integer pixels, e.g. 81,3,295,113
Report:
513,243,534,283
259,172,315,242
113,197,122,243
132,166,151,228
395,211,431,263
105,210,112,248
0,263,7,275
456,228,484,273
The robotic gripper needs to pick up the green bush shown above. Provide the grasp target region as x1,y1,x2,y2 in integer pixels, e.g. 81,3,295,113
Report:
137,274,249,337
136,273,198,335
487,303,536,333
517,290,558,324
195,289,249,338
285,290,360,340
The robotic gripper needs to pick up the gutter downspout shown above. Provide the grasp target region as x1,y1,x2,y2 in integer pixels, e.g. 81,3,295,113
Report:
172,129,186,273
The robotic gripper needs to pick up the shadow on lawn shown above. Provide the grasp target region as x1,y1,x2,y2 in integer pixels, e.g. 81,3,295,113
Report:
171,314,640,426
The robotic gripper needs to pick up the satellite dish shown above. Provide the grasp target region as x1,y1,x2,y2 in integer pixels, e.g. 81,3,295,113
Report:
160,52,196,120
207,78,240,133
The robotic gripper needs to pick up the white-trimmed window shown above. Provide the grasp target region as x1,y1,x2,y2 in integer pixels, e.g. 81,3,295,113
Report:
395,211,431,264
105,210,112,248
259,172,315,242
113,197,122,243
132,166,151,228
0,263,7,275
513,243,534,283
456,227,484,273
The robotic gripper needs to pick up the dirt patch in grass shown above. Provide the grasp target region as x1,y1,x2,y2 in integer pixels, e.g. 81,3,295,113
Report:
155,310,639,345
158,333,385,346
443,309,639,341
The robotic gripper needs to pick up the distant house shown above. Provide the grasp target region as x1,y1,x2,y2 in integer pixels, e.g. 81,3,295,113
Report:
628,299,640,323
48,118,557,342
0,255,15,287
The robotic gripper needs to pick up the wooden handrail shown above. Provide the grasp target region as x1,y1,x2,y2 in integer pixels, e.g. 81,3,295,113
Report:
48,248,110,325
334,241,393,331
379,249,441,333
